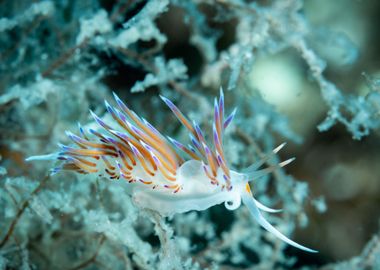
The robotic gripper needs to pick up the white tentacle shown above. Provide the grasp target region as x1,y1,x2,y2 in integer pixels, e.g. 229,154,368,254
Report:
241,191,317,253
253,197,282,213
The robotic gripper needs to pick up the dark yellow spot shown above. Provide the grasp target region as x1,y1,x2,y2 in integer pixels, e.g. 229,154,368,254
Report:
245,183,251,193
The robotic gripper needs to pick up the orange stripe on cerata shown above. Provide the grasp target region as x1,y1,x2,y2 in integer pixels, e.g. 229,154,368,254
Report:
215,150,230,179
164,184,179,189
181,144,202,161
119,168,131,177
133,127,178,172
70,135,116,151
89,129,108,141
202,163,219,185
173,185,181,193
70,158,99,173
66,148,117,157
102,156,116,171
105,168,116,176
127,139,157,172
204,146,218,177
62,163,80,171
75,157,97,167
152,150,177,176
128,142,156,176
157,165,177,181
136,119,182,166
121,108,174,156
118,152,133,170
113,141,137,166
214,141,228,176
86,141,116,151
213,129,227,165
176,113,197,139
139,178,153,185
120,173,134,182
111,132,143,163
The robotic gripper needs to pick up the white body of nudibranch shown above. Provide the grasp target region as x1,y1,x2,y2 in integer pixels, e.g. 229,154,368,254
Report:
132,160,245,215
27,89,317,253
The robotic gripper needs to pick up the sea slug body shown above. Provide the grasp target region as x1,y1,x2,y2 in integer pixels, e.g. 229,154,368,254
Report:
27,89,317,253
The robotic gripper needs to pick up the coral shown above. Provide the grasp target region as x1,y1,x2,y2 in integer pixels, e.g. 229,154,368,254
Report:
1,0,380,269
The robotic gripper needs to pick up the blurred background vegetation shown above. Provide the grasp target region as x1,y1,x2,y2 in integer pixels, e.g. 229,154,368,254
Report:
1,0,380,269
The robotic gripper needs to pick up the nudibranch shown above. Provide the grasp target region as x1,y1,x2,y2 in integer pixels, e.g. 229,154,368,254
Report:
27,89,316,253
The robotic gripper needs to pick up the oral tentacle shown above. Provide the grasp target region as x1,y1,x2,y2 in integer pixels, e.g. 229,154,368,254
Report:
241,191,317,253
252,197,282,213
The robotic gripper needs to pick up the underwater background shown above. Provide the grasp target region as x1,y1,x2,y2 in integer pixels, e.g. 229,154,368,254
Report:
1,0,380,269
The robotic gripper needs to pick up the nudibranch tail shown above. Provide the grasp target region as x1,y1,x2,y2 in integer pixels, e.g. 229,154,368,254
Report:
25,153,60,162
